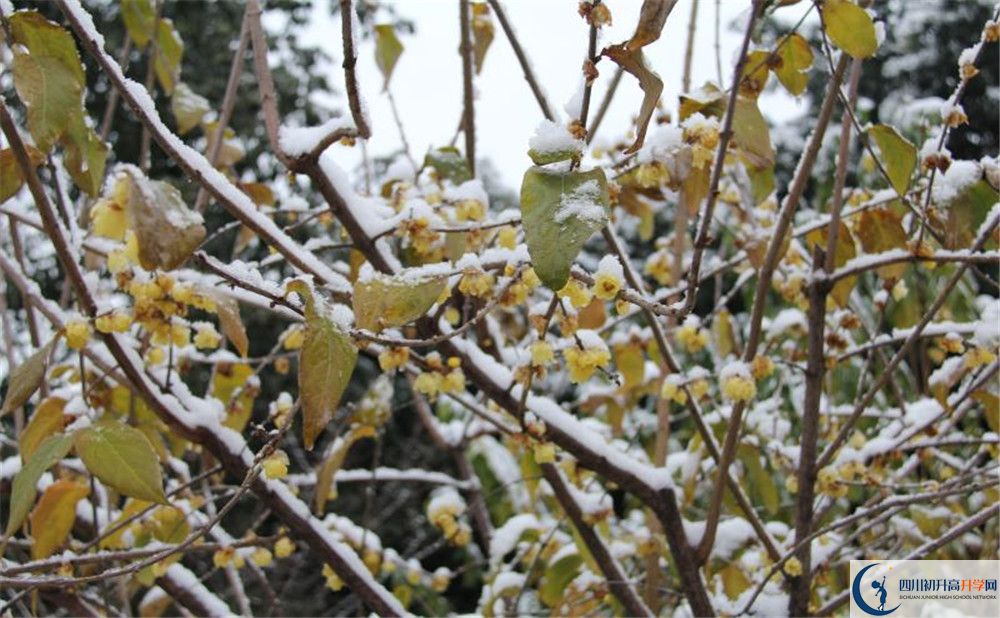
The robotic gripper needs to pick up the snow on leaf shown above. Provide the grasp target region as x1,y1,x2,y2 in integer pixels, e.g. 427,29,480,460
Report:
353,273,446,332
520,166,609,290
74,419,168,504
288,281,359,450
123,166,206,271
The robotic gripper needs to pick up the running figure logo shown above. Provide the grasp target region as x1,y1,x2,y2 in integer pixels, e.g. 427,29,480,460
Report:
852,563,900,616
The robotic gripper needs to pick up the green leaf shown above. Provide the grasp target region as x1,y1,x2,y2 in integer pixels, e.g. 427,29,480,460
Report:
353,273,446,332
520,166,609,290
125,169,207,271
74,420,168,504
374,24,404,89
121,0,155,49
289,282,358,450
11,52,82,153
30,479,89,559
868,124,917,196
154,18,184,95
171,83,210,135
313,425,376,512
540,553,582,607
5,433,74,536
9,12,85,84
1,334,59,417
773,34,814,96
424,147,472,184
822,0,878,59
61,115,109,197
679,82,726,121
732,97,775,170
739,445,779,516
942,179,999,250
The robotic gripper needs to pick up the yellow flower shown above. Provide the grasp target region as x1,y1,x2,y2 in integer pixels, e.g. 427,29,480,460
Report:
849,431,866,450
441,369,466,393
720,362,756,402
783,556,803,577
558,279,592,309
323,564,344,591
274,537,296,558
171,323,191,347
964,347,997,369
458,269,494,298
785,476,799,494
193,323,221,349
413,372,443,398
644,251,673,286
676,319,709,353
251,547,273,567
262,450,289,480
530,341,554,366
451,524,471,548
455,199,485,222
689,377,709,400
91,199,128,241
378,347,410,371
283,326,305,350
431,568,451,593
213,547,235,568
443,306,461,325
615,298,631,315
497,226,518,249
65,319,92,350
146,347,166,366
563,344,611,384
592,271,622,301
521,268,541,289
660,376,688,405
363,549,381,575
406,566,422,586
95,312,132,334
533,442,556,464
107,249,131,274
750,356,775,380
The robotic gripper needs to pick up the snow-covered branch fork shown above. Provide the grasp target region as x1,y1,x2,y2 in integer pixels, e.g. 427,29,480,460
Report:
1,0,999,616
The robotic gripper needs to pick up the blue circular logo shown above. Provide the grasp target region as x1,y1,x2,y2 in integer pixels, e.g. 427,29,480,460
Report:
853,563,901,616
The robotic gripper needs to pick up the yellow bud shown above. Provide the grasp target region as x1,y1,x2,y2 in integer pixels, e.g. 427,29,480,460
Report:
274,537,296,558
251,548,273,567
65,319,92,350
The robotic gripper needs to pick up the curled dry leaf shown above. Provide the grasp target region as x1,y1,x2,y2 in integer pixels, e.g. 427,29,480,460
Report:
602,44,663,155
122,166,207,271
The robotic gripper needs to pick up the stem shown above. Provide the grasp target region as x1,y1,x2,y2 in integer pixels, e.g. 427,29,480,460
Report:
681,0,699,92
459,0,476,175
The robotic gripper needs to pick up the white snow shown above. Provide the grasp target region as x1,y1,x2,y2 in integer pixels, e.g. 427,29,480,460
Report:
554,179,606,225
278,116,356,157
529,120,583,155
932,159,982,205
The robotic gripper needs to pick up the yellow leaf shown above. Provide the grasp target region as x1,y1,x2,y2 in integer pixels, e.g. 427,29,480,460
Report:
773,34,814,96
822,0,878,59
74,420,168,504
1,334,59,417
121,0,155,49
857,207,908,279
0,146,45,203
313,425,376,512
732,97,775,170
613,343,645,391
171,82,210,135
603,44,663,155
153,18,184,95
30,480,89,560
19,397,67,463
353,273,446,332
471,2,494,74
806,222,857,307
213,294,249,357
375,24,404,89
628,0,676,49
